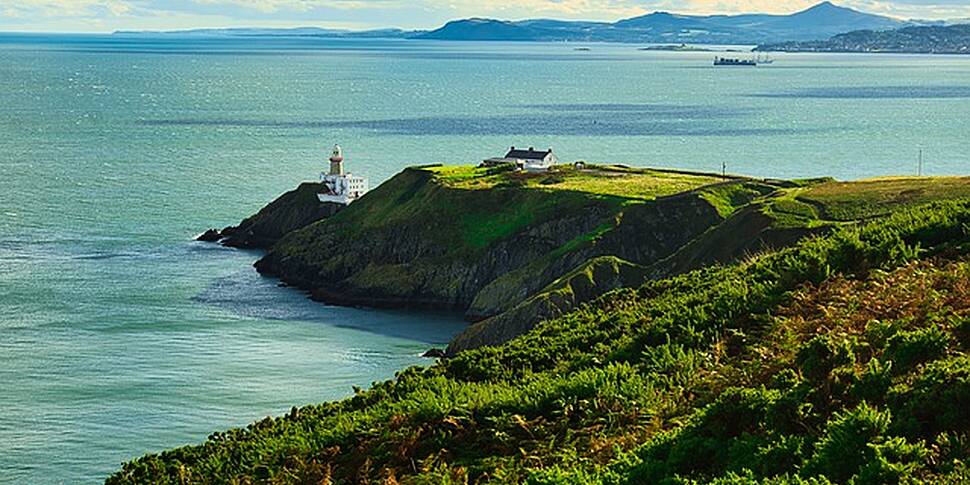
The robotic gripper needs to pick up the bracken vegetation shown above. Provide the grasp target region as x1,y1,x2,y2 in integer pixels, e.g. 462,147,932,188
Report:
111,197,970,484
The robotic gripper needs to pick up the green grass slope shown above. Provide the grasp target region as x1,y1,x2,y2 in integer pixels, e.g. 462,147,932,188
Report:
797,176,970,221
110,200,970,484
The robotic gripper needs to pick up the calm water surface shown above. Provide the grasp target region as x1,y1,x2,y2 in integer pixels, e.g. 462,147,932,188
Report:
0,34,968,483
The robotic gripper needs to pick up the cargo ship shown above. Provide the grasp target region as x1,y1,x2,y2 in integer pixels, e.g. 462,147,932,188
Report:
714,53,773,66
713,56,757,66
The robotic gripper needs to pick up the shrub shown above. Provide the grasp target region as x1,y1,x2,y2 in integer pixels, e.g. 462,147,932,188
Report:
796,336,854,382
851,358,894,404
854,437,928,485
884,327,949,374
864,319,900,352
802,403,891,482
953,316,970,350
890,356,970,439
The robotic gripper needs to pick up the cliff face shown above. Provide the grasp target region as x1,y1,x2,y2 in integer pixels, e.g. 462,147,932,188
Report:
465,191,726,319
200,182,343,249
449,256,650,353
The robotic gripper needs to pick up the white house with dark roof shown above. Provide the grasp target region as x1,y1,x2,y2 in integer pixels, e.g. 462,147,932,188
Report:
483,146,558,172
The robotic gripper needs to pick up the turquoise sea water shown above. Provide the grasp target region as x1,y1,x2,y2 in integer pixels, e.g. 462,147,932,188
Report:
0,34,968,483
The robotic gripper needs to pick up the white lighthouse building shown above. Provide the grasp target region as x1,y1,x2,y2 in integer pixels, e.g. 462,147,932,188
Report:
318,145,368,205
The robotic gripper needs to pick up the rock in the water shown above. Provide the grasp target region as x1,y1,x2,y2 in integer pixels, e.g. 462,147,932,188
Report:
197,229,222,242
422,348,447,358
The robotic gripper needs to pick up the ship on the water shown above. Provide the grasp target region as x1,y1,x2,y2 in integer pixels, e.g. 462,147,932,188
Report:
714,53,773,67
713,56,757,66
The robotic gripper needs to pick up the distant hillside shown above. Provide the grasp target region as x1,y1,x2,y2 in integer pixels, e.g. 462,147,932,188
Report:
760,23,970,54
113,27,417,39
419,19,547,41
419,2,904,44
119,2,906,46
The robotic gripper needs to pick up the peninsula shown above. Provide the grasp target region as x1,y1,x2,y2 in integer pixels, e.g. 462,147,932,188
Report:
129,162,970,484
760,23,970,54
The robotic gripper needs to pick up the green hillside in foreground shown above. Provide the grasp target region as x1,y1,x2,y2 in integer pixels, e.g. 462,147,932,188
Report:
112,169,970,483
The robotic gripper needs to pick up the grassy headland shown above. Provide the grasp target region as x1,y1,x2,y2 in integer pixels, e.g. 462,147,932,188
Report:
143,166,970,484
253,164,739,317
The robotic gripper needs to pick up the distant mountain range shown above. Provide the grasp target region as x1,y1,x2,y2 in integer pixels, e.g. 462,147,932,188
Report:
116,2,937,46
419,2,903,44
759,24,970,54
114,27,412,39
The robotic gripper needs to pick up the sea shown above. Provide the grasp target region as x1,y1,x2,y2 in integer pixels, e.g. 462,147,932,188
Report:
0,33,968,484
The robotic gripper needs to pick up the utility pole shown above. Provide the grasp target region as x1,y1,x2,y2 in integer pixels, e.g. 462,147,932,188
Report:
722,161,726,177
918,149,923,177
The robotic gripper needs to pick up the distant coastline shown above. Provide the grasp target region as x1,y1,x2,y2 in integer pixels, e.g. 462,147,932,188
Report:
112,2,912,46
106,3,970,57
758,24,970,54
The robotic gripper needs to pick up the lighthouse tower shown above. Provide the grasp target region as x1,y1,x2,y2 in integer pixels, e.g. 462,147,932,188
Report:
329,144,345,176
318,143,368,205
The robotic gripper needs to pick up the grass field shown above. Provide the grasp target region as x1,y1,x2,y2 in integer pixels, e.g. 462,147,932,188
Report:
797,176,970,221
420,164,724,201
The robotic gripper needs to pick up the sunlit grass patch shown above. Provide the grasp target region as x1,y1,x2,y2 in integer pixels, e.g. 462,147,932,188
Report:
420,163,724,201
798,176,970,221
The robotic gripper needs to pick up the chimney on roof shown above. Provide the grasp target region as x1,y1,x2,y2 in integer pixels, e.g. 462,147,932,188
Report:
529,146,535,151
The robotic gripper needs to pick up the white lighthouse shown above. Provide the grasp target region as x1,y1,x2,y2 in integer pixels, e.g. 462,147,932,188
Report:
318,144,368,205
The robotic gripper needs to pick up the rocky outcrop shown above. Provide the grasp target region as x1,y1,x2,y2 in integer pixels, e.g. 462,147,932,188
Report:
200,183,343,249
196,228,222,242
204,168,953,357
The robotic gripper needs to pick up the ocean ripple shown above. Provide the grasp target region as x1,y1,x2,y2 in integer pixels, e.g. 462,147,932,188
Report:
752,85,970,99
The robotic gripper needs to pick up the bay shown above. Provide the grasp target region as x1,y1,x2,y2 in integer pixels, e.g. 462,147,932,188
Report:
0,34,968,484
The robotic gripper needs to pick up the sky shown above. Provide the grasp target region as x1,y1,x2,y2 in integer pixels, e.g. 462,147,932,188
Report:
2,0,969,33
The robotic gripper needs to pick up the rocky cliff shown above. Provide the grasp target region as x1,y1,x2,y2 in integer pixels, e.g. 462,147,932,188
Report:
198,182,343,249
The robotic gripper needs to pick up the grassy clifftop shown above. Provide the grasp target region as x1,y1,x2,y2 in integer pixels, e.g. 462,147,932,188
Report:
114,199,970,484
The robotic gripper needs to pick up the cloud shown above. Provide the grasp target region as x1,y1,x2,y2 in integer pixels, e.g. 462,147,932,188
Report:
3,0,133,17
187,0,408,14
2,0,969,32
